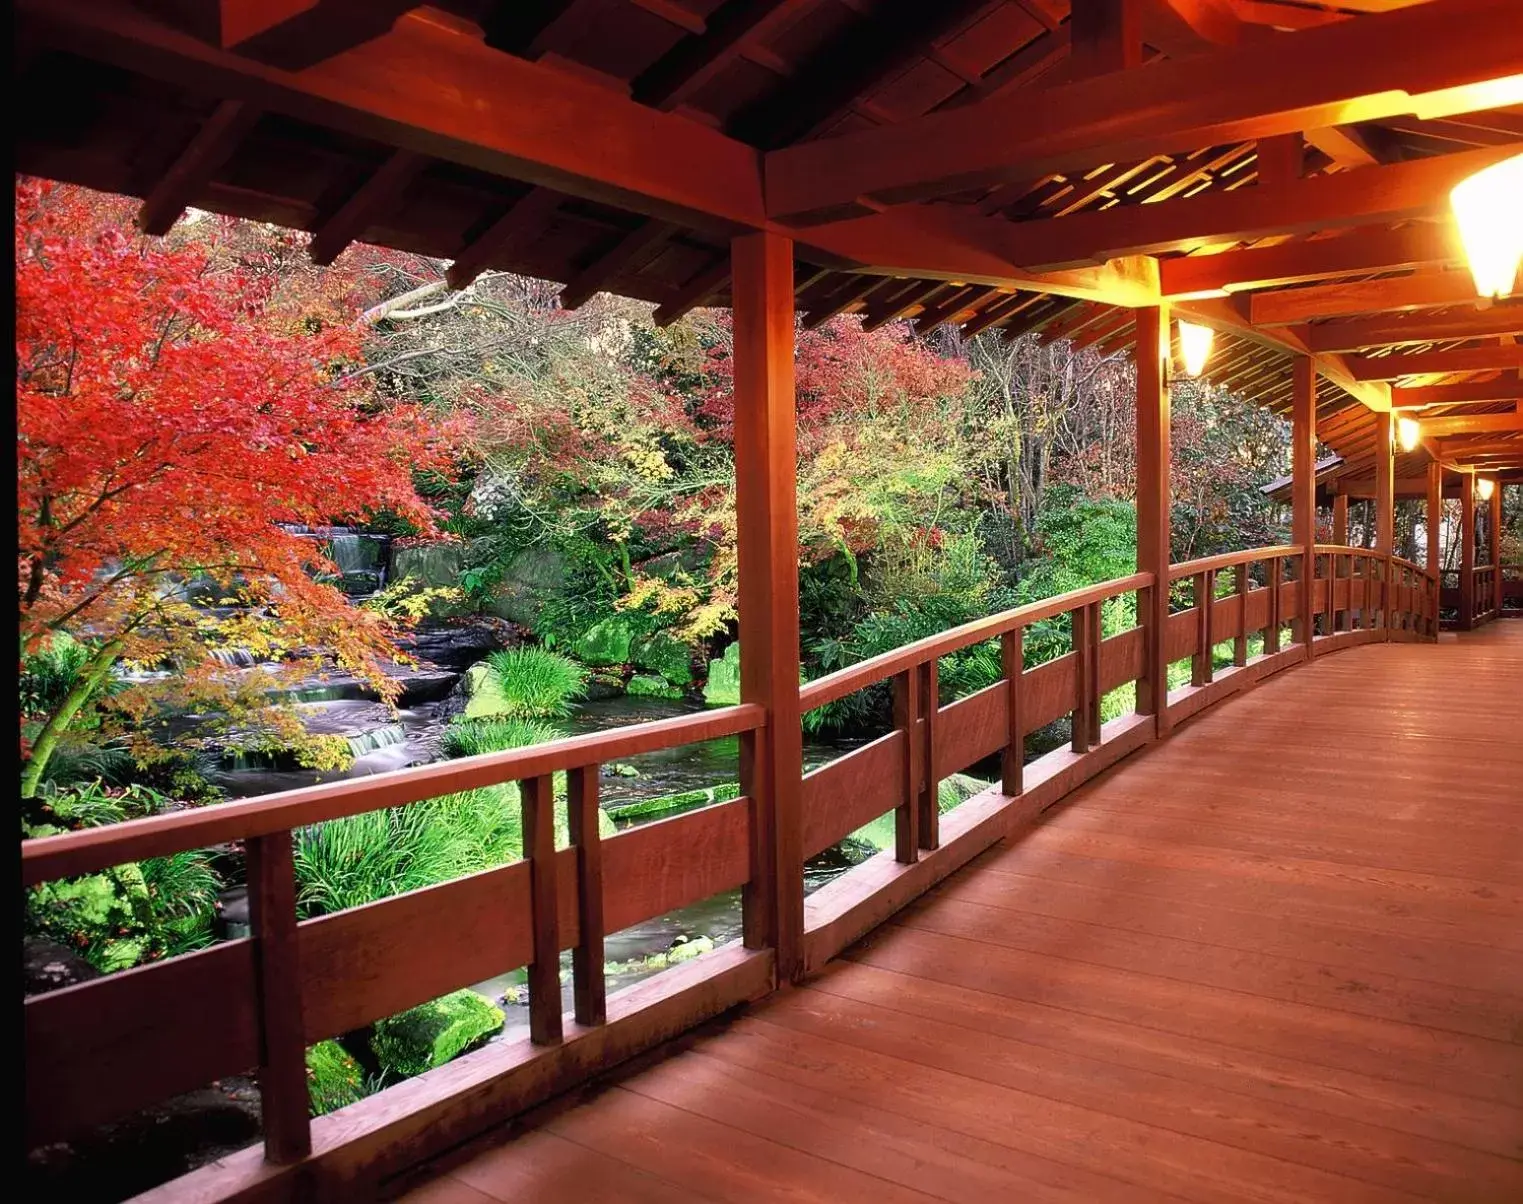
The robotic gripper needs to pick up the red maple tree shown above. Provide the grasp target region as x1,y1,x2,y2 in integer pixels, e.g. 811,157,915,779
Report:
16,179,453,793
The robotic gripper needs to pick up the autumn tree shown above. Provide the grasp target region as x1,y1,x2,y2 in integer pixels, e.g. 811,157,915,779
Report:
16,179,450,794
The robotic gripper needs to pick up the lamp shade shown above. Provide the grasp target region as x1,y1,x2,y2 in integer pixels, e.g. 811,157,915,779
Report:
1477,477,1495,502
1396,416,1421,452
1450,153,1523,299
1177,320,1214,376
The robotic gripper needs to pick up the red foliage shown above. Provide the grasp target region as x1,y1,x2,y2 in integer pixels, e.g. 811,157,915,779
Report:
15,178,451,686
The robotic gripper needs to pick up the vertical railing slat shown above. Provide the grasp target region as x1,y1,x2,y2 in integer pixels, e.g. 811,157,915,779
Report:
521,773,562,1046
1266,557,1282,654
1234,563,1249,667
892,669,921,863
1001,627,1024,796
918,659,940,851
1192,569,1213,687
567,765,605,1028
1071,607,1091,753
1086,600,1102,748
247,831,311,1164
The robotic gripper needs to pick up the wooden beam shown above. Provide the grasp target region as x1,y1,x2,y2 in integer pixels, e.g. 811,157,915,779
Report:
1346,344,1523,379
802,276,892,329
1160,223,1462,298
1418,408,1523,437
1255,132,1304,187
137,99,261,235
1071,0,1144,76
1140,0,1254,54
1303,124,1382,170
976,145,1520,271
913,286,998,335
762,0,1523,220
731,230,804,980
653,255,731,326
25,0,768,232
1393,380,1523,407
1134,304,1172,731
559,220,675,311
221,1,417,71
632,0,806,110
1249,270,1481,326
309,148,424,266
959,293,1030,338
860,280,943,331
446,188,562,290
1305,304,1523,352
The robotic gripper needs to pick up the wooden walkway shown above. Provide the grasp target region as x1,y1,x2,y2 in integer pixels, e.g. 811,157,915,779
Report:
400,624,1523,1204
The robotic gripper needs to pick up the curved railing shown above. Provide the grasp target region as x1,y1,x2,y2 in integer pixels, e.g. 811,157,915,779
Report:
1440,560,1507,627
19,543,1439,1202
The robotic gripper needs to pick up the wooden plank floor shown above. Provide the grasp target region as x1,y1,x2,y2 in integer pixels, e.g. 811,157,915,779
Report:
400,624,1523,1204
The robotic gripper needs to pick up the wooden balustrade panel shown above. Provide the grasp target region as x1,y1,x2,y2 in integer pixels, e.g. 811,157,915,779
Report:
1332,578,1350,611
1311,577,1329,611
602,798,750,933
1098,626,1144,694
300,860,538,1042
1279,579,1300,624
26,941,258,1147
1243,587,1269,631
1351,578,1368,609
1209,595,1243,646
802,732,907,859
933,683,1004,782
1022,651,1078,732
1165,608,1197,663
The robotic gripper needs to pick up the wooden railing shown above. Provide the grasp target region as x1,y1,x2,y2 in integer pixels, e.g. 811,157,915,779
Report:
1504,563,1523,612
1440,561,1506,628
20,544,1440,1202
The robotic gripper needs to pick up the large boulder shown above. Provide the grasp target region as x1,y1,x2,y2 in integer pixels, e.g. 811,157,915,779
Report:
485,545,568,626
573,617,634,667
632,631,693,685
370,989,505,1078
703,642,741,706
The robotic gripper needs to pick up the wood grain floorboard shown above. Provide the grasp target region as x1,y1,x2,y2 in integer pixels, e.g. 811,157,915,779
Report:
398,623,1523,1202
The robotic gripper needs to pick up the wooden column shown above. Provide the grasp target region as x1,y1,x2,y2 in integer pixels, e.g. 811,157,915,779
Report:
1426,460,1441,637
1459,472,1476,630
1373,411,1394,636
1134,304,1171,736
732,230,804,983
246,833,310,1163
1291,357,1317,654
1332,491,1349,547
1490,480,1503,616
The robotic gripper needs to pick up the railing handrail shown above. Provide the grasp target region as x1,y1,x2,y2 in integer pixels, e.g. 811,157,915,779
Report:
21,702,766,887
798,571,1153,711
1167,544,1299,580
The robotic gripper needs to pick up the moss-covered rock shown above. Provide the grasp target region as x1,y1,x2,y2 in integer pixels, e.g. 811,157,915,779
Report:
604,781,739,823
306,1040,367,1116
573,618,633,666
626,673,682,699
632,631,692,685
371,990,505,1079
666,935,714,964
702,642,741,706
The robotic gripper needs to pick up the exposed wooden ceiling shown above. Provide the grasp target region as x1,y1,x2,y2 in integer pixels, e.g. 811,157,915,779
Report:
14,0,1523,483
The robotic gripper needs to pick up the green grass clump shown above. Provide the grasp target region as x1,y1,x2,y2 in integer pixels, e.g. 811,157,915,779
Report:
442,716,562,759
306,1040,367,1116
482,647,588,718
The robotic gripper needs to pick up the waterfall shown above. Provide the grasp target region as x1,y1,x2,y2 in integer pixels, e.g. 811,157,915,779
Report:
346,723,408,758
209,647,260,669
320,529,389,598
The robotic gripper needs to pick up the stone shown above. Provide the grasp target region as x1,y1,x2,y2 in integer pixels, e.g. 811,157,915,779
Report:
370,989,505,1078
632,631,693,685
703,642,741,706
573,618,634,666
23,937,100,996
626,673,682,699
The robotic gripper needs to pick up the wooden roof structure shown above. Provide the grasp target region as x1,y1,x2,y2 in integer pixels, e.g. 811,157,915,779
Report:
16,0,1523,494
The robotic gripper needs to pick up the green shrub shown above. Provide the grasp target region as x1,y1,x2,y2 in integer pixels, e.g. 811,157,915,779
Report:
442,716,562,759
306,1040,367,1116
626,674,682,699
631,631,692,685
19,632,94,720
480,647,588,718
703,642,741,706
370,990,504,1078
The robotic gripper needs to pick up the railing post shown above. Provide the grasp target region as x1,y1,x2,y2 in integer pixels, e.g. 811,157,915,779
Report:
892,669,921,862
521,773,562,1046
1460,472,1476,631
731,230,804,982
1291,357,1317,657
1266,556,1282,654
1071,606,1092,752
1133,305,1172,737
1001,627,1024,796
567,764,605,1027
246,831,311,1164
918,659,939,851
1490,478,1503,618
1191,570,1213,686
1234,563,1249,667
1426,460,1442,639
1086,600,1103,747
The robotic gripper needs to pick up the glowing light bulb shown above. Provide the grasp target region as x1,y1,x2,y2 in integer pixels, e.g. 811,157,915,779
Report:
1396,416,1421,452
1450,152,1523,299
1177,320,1214,377
1477,477,1495,502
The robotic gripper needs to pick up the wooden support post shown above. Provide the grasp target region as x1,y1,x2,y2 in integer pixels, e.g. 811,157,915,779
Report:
1234,564,1249,667
1266,557,1282,653
1374,410,1394,637
246,832,310,1164
1333,492,1349,546
1426,460,1442,638
1192,570,1213,687
521,773,562,1046
1134,305,1171,735
1071,607,1092,753
1291,357,1317,655
892,670,921,863
1001,628,1024,796
1086,601,1102,747
731,231,804,982
1490,481,1503,618
1460,473,1476,631
566,765,605,1027
918,660,939,851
